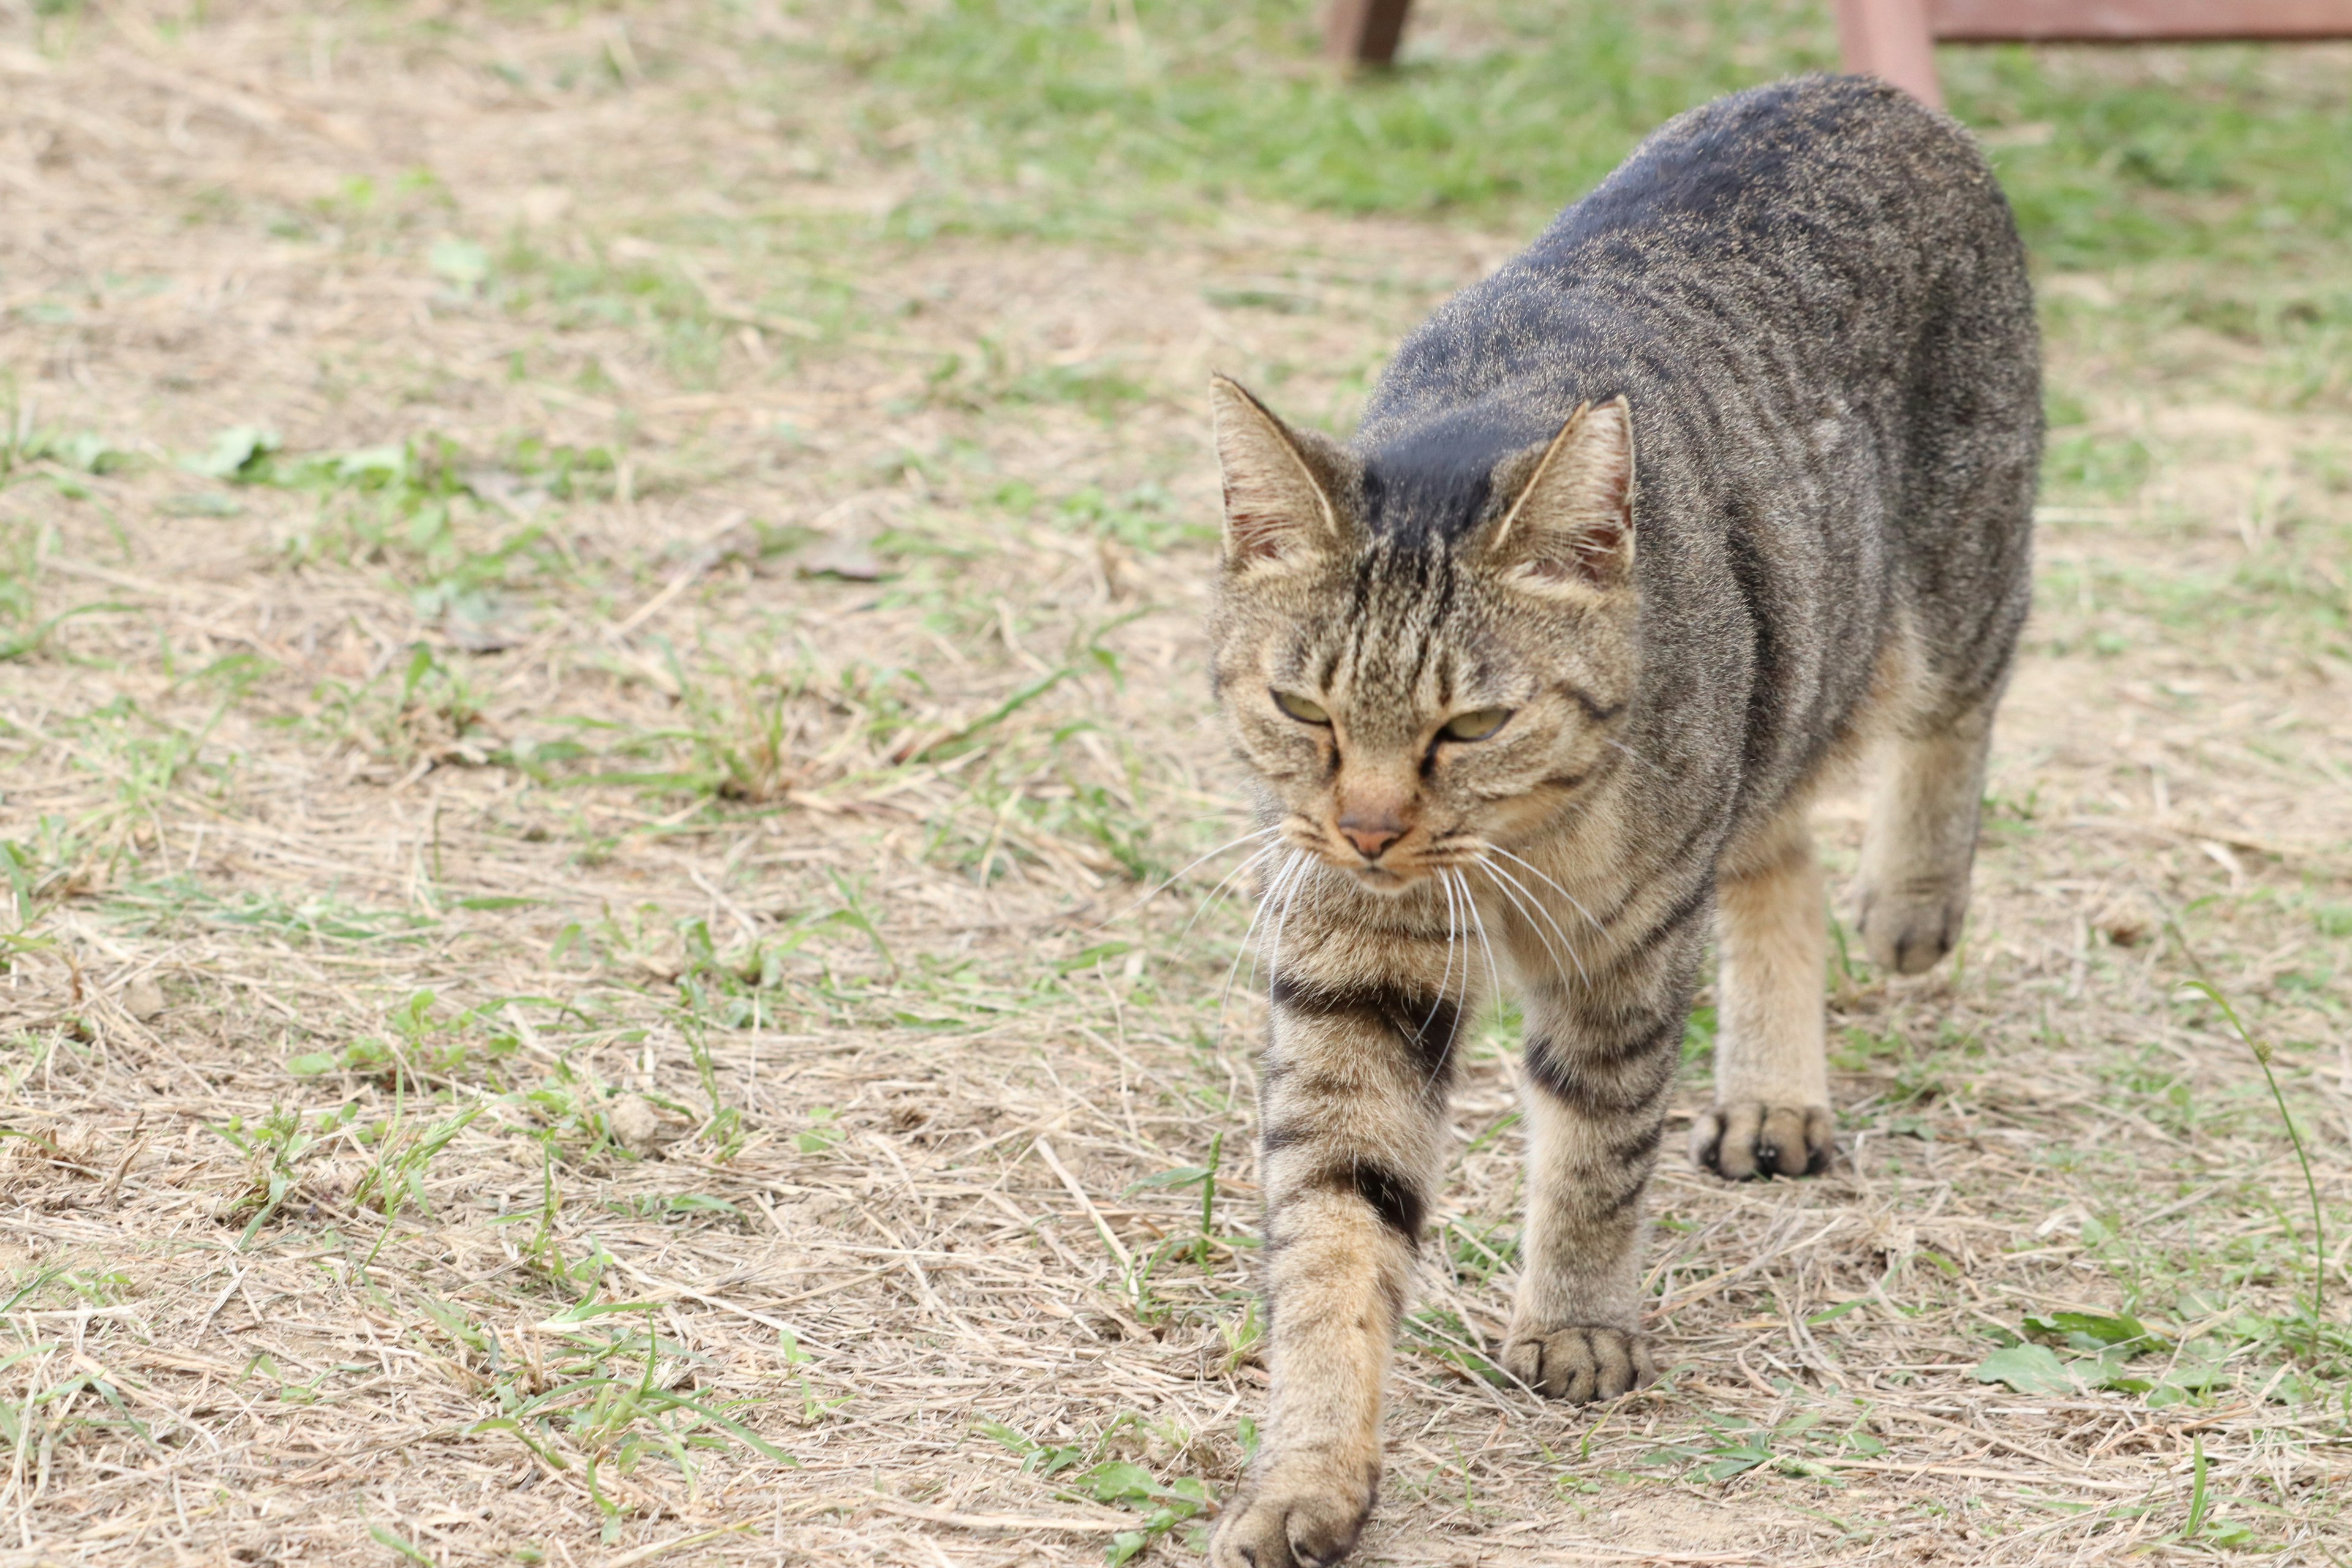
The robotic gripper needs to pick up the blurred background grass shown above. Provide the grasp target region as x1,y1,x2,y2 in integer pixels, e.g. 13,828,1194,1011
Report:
761,1,2352,413
801,0,2352,275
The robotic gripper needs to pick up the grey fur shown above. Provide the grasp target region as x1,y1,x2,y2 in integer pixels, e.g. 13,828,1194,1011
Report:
1207,76,2038,1568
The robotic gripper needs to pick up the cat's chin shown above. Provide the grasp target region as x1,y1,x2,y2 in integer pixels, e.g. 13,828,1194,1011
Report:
1346,864,1420,894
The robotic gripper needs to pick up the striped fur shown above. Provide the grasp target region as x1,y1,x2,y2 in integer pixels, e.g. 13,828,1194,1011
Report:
1206,77,2037,1567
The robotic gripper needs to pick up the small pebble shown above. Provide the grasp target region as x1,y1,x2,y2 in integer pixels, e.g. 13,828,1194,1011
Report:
126,978,167,1021
609,1093,669,1156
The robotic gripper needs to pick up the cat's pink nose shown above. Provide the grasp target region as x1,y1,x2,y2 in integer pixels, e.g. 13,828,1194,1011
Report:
1339,817,1405,861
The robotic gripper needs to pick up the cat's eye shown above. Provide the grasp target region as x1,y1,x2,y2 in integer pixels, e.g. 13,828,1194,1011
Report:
1439,708,1511,742
1273,690,1330,725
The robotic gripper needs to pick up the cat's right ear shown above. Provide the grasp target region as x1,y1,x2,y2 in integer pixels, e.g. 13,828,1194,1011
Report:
1210,375,1351,575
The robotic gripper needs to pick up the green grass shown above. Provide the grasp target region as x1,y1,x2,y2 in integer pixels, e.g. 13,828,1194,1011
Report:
766,0,2352,426
807,0,1832,233
795,0,2352,269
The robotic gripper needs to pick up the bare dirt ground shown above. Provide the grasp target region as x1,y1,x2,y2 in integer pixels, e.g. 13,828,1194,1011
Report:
2,5,2349,1565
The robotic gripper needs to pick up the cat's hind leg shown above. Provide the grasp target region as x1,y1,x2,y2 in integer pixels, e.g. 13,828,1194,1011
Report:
1691,805,1834,1180
1853,697,1996,976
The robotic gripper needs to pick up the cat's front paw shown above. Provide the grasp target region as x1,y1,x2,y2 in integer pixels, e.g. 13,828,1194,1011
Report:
1210,1453,1378,1568
1691,1102,1834,1179
1500,1325,1656,1403
1855,882,1966,974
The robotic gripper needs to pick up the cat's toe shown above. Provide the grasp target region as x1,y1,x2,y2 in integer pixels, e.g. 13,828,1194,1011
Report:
1692,1101,1834,1179
1501,1325,1656,1403
1210,1455,1378,1568
1855,884,1966,974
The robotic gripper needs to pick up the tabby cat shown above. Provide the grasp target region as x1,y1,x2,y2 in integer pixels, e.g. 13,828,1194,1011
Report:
1204,77,2038,1566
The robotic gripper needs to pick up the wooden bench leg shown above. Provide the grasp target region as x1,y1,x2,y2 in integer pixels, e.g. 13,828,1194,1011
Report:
1325,0,1412,66
1835,0,1944,107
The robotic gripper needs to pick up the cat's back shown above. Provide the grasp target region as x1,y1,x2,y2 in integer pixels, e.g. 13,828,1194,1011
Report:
1360,74,2032,451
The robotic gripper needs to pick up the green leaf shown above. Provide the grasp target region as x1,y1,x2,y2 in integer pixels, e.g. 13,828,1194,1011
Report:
1125,1165,1212,1194
183,425,281,481
369,1526,433,1564
2022,1310,2166,1351
1970,1344,2077,1396
1080,1460,1161,1504
429,237,491,287
285,1052,338,1077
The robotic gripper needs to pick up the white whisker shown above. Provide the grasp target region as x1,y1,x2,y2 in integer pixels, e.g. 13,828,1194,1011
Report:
1453,868,1503,994
1264,851,1319,993
1419,869,1459,1049
1216,850,1300,1043
1177,840,1283,948
1085,826,1279,935
1483,844,1606,936
1478,856,1588,986
1479,865,1574,984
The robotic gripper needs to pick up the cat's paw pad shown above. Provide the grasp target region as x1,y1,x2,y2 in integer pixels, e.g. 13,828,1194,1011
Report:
1855,883,1966,974
1210,1456,1377,1568
1499,1325,1656,1403
1691,1102,1834,1180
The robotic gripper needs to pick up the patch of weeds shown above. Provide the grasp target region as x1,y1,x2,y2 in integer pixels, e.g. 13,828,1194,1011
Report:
506,1054,633,1166
791,1107,842,1156
490,1134,614,1297
1401,1305,1508,1388
1642,1406,1885,1483
533,657,935,803
206,1103,336,1248
603,1192,743,1225
267,439,570,626
0,517,123,662
285,989,522,1090
1025,483,1215,554
2042,429,2152,502
777,1329,853,1426
1438,1213,1520,1291
1,816,108,932
121,882,441,949
349,1096,484,1259
1218,1298,1264,1374
48,694,238,825
469,1298,793,1543
181,424,280,482
312,643,501,770
978,1415,1212,1564
491,241,737,385
1681,1002,1716,1073
2178,971,2332,1363
1970,1302,2345,1408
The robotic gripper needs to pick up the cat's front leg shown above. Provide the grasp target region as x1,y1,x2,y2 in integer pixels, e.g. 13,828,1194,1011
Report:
1501,910,1704,1401
1213,932,1469,1568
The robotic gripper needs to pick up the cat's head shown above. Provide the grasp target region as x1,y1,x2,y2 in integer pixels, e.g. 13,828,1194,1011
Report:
1207,376,1641,892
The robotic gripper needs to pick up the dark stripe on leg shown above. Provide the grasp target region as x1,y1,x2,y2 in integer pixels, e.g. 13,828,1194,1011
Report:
1310,1161,1427,1243
1272,973,1464,1088
1524,1022,1679,1116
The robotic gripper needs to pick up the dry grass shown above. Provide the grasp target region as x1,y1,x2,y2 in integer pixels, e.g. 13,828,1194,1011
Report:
2,3,2350,1564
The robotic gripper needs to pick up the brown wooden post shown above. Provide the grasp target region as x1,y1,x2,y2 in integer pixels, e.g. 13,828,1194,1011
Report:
1933,0,2352,39
1325,0,1412,66
1836,0,1945,107
1839,0,2352,107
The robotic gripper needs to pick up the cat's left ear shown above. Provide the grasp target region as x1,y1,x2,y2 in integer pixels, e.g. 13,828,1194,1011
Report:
1482,396,1635,597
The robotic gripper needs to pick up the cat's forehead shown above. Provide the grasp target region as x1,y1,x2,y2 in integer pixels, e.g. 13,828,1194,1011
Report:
1270,554,1505,706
